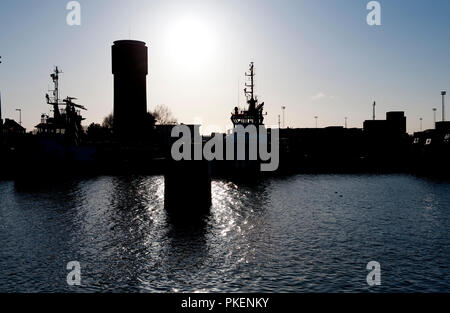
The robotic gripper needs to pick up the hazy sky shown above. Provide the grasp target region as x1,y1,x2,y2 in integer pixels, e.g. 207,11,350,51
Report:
1,0,450,134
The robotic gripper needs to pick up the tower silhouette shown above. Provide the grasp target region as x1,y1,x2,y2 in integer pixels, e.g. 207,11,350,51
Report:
112,40,148,138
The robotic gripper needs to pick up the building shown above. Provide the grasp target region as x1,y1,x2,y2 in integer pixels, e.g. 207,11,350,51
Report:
386,111,407,134
112,40,149,139
2,118,25,135
363,111,407,136
435,121,450,133
363,111,409,169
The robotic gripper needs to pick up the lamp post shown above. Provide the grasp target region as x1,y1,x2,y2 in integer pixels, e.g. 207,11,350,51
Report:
441,91,446,122
372,101,376,120
281,106,286,128
0,56,2,125
16,108,21,126
419,117,423,131
344,117,348,129
314,116,318,128
433,108,437,127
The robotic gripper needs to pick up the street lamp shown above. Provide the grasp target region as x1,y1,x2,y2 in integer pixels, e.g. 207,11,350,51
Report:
344,117,348,129
281,106,286,128
433,108,437,126
441,91,446,122
0,56,2,124
419,117,423,131
16,108,21,126
314,116,318,128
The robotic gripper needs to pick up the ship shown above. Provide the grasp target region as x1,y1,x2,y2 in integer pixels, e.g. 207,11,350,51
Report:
231,62,265,127
222,62,268,177
35,67,86,145
13,67,96,180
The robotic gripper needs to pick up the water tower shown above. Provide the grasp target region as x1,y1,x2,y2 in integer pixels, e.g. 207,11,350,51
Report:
112,40,148,138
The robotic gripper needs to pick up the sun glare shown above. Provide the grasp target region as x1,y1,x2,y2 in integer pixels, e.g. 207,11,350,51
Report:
165,16,217,70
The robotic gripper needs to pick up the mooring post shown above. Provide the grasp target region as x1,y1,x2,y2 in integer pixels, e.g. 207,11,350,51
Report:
164,127,212,217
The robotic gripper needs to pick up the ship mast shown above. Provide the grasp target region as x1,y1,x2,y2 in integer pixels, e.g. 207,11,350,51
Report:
46,66,63,120
38,67,87,145
231,62,265,127
244,62,256,112
245,62,255,101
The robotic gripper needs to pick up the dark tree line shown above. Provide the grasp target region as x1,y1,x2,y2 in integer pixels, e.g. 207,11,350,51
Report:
86,104,177,141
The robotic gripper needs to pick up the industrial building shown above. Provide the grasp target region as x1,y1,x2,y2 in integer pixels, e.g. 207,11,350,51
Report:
412,120,450,176
363,111,407,135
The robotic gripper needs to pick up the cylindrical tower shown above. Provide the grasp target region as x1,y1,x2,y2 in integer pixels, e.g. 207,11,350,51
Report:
112,40,148,138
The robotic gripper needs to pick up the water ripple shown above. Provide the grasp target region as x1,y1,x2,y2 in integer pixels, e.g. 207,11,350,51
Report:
0,174,449,292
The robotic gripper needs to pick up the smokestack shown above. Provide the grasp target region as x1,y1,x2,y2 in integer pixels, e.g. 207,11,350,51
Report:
112,40,148,138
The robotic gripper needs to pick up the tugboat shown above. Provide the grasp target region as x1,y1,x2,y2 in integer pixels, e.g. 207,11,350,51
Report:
35,67,86,145
226,62,268,177
14,67,95,180
231,62,265,127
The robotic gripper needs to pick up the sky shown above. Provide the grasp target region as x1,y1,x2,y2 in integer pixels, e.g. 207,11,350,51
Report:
1,0,450,134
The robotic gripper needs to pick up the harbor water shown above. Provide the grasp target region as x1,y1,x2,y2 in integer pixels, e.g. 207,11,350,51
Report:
0,174,449,292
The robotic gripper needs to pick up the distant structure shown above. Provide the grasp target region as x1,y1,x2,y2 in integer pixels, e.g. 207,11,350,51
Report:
0,91,3,134
441,91,446,122
387,111,407,134
372,101,376,120
231,62,265,127
435,121,450,132
35,67,86,145
2,118,25,135
363,111,407,135
228,62,267,173
112,40,148,138
0,58,3,137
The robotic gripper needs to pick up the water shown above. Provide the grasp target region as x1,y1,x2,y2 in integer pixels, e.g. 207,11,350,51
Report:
0,174,449,293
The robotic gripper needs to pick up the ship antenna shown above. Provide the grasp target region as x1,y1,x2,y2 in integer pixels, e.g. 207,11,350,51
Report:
48,66,63,119
245,62,255,101
237,77,240,108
